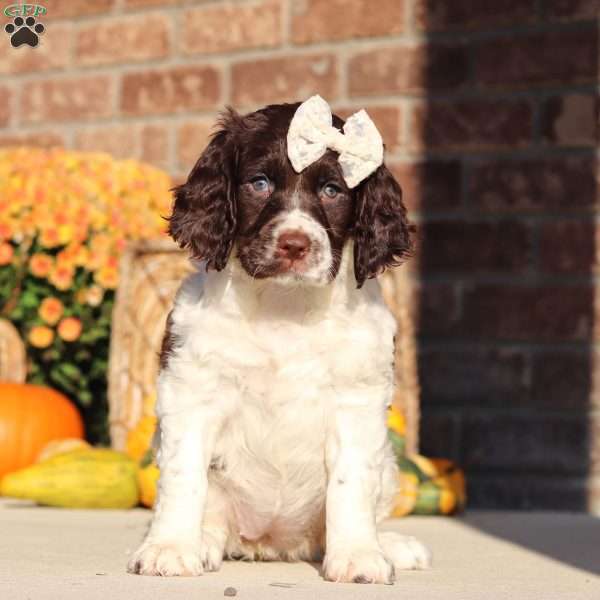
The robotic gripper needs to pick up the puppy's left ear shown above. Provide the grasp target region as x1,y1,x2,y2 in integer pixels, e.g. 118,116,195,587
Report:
353,164,412,288
168,113,238,271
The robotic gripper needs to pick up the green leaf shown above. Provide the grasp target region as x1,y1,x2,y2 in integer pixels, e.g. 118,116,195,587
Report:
20,290,39,308
388,429,406,458
78,390,93,406
140,448,154,468
59,362,82,380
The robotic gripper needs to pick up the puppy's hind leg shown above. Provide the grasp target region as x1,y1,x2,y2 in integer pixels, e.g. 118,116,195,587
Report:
199,480,231,572
376,457,431,572
378,531,431,571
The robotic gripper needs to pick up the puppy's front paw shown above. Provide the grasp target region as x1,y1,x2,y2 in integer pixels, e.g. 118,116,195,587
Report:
323,545,394,584
127,542,203,576
379,532,432,570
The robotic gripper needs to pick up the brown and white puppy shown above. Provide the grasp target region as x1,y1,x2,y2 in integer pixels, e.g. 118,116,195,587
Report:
128,102,430,584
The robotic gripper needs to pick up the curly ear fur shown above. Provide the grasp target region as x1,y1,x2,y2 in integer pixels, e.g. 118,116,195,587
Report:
353,164,412,288
168,113,238,271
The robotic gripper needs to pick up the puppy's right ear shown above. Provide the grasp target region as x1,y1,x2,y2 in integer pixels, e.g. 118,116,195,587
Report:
168,113,238,271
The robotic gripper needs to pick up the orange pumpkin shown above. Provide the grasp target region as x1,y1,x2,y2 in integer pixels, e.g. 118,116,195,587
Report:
0,383,84,477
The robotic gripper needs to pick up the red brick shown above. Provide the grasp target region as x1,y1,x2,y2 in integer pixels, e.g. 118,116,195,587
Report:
417,220,531,273
531,351,599,410
74,124,137,160
411,99,532,151
469,156,599,213
462,284,594,341
389,160,462,213
544,0,599,20
125,0,182,7
121,66,220,116
21,76,114,124
140,123,169,169
0,87,11,127
45,0,115,19
177,118,216,172
541,94,598,147
540,220,599,274
0,131,64,149
462,415,591,474
183,1,281,55
348,44,468,97
420,347,530,407
336,105,403,152
0,24,72,74
76,15,170,67
419,410,460,461
415,282,461,337
291,0,404,44
475,29,597,88
414,0,537,31
232,54,338,107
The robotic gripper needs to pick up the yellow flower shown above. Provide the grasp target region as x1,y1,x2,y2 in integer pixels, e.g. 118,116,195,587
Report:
58,224,74,245
29,325,54,348
0,242,14,265
94,265,119,289
57,317,82,342
74,245,89,266
87,249,107,271
49,264,75,291
90,233,112,252
29,253,54,278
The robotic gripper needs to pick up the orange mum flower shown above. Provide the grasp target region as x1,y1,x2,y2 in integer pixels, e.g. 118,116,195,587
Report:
56,246,80,268
0,242,14,265
38,297,64,326
0,222,13,241
49,264,75,291
39,227,61,249
58,317,82,342
94,265,119,289
29,253,54,278
74,246,89,266
29,325,54,348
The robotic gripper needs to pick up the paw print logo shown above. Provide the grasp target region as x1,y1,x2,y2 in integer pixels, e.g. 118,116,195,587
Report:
5,16,45,48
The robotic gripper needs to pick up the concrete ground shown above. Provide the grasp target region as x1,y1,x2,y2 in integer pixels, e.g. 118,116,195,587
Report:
1,499,599,600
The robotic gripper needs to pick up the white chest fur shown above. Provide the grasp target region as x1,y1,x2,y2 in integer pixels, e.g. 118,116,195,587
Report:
157,247,397,547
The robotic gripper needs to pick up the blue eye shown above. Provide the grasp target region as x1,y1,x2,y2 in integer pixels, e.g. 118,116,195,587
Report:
322,183,340,198
250,175,270,193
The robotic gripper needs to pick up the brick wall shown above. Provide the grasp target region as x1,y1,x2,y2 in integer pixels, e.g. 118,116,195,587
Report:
0,0,598,510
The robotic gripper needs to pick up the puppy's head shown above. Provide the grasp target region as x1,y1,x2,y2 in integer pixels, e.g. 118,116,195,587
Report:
169,103,411,287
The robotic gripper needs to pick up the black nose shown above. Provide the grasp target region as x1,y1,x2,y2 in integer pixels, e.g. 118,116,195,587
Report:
276,230,311,261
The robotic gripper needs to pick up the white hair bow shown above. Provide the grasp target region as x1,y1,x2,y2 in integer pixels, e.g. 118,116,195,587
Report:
287,95,384,189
